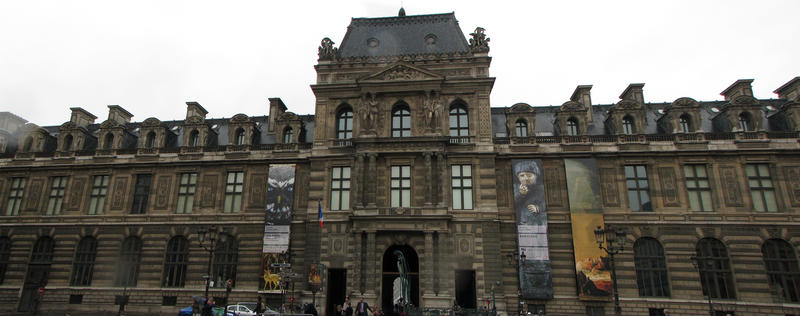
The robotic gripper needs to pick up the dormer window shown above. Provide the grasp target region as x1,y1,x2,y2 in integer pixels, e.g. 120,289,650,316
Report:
337,109,353,139
392,104,411,137
449,104,469,137
63,134,73,151
515,119,528,137
188,130,200,147
283,127,294,144
566,118,579,136
234,128,245,145
23,136,33,152
738,112,752,132
145,132,156,148
104,133,114,150
679,114,692,133
622,116,635,135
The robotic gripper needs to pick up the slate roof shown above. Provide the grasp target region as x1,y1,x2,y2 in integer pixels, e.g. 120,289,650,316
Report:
338,12,470,57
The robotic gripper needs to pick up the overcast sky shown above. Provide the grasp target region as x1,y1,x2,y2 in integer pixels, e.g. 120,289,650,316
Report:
1,0,797,127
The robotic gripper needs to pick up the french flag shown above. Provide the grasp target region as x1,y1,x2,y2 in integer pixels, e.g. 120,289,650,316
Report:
318,201,323,228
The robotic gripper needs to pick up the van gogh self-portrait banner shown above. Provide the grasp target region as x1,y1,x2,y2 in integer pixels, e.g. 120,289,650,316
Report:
261,164,295,291
564,159,611,300
512,159,553,299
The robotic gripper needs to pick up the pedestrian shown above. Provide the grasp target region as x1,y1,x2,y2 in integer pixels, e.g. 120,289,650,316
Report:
663,309,670,316
256,296,264,315
356,297,372,316
201,298,213,316
343,297,353,316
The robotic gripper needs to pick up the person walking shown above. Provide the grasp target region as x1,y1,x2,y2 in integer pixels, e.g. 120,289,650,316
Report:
342,298,353,316
355,297,372,316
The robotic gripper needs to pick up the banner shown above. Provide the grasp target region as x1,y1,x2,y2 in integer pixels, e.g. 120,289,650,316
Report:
564,159,611,300
261,164,296,292
512,160,553,299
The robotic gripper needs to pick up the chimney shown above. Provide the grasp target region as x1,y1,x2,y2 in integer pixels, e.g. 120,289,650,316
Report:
720,79,754,101
107,105,133,124
620,83,645,103
570,85,593,122
774,76,800,101
186,101,208,119
268,97,288,132
69,107,97,128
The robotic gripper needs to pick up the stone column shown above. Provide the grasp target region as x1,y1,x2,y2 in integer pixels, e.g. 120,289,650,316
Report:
357,231,364,295
424,231,434,296
437,153,448,207
367,231,377,295
355,154,365,208
424,152,433,206
368,153,378,207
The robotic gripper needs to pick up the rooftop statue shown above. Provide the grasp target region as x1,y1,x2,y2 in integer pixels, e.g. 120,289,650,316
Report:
318,37,338,61
469,27,490,53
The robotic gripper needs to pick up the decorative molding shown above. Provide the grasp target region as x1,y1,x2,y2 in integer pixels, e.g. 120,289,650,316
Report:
110,177,128,210
785,166,800,207
248,173,268,208
719,166,744,207
155,175,172,209
200,174,218,208
658,167,680,207
456,234,473,256
599,168,620,207
25,178,44,211
68,178,87,210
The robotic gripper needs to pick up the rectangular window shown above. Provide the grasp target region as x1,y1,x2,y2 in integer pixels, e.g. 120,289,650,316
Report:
130,174,152,214
391,166,411,208
330,167,351,211
746,164,778,212
46,176,68,215
5,177,26,216
451,165,473,210
224,172,244,213
684,165,713,212
88,175,109,215
176,173,197,214
625,165,652,211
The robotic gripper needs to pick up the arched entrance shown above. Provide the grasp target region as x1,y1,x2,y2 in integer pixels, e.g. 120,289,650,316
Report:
381,245,419,316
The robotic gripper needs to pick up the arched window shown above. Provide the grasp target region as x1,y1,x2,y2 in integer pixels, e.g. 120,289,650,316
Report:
145,131,156,148
633,237,670,297
188,130,200,147
0,237,11,284
234,128,246,145
63,134,73,151
622,116,635,135
679,114,692,133
449,104,469,137
162,236,189,287
104,133,114,150
22,136,33,152
336,108,353,139
283,127,294,144
566,118,579,136
695,238,736,299
738,112,752,132
70,236,98,286
31,236,54,264
213,233,238,288
116,236,142,287
392,105,411,137
515,119,528,137
762,239,800,302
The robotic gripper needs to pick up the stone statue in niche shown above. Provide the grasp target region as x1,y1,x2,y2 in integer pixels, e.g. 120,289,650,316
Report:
360,94,380,135
469,27,490,53
423,91,442,133
318,37,337,61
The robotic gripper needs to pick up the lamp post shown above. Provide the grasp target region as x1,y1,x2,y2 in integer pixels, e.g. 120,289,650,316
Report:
690,256,714,316
506,250,526,316
198,225,228,299
594,226,626,316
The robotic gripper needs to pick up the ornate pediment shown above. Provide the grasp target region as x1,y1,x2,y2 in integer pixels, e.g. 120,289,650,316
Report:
142,117,163,127
559,100,585,112
59,121,78,131
277,112,300,122
730,95,759,107
99,119,121,129
668,97,699,110
615,99,641,110
230,113,251,123
184,116,205,125
359,64,443,82
508,103,534,113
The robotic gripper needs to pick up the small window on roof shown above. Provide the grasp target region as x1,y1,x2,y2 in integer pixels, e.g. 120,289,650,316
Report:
367,38,379,48
425,34,437,45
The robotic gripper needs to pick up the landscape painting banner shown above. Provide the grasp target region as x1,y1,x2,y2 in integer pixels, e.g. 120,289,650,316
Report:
512,159,553,299
564,159,611,300
261,164,295,291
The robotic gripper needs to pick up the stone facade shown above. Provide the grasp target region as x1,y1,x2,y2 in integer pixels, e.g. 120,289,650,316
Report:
0,10,800,316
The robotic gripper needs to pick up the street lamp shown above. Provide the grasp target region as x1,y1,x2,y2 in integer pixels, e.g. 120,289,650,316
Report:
594,226,626,316
198,225,228,299
490,280,500,313
506,250,526,316
690,256,715,316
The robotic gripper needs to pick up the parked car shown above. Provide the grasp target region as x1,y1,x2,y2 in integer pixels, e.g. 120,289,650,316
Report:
227,304,258,316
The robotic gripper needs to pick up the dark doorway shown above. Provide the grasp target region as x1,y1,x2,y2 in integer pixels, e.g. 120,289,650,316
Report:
455,270,476,309
327,268,347,316
382,245,419,316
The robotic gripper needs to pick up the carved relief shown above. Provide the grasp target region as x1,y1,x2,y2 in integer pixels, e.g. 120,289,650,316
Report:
658,167,680,207
248,173,267,208
155,175,172,209
719,166,744,207
110,177,128,210
200,174,218,208
599,168,620,207
456,234,473,256
785,166,800,207
68,178,87,210
380,65,427,80
544,167,564,207
330,236,345,256
25,178,43,211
